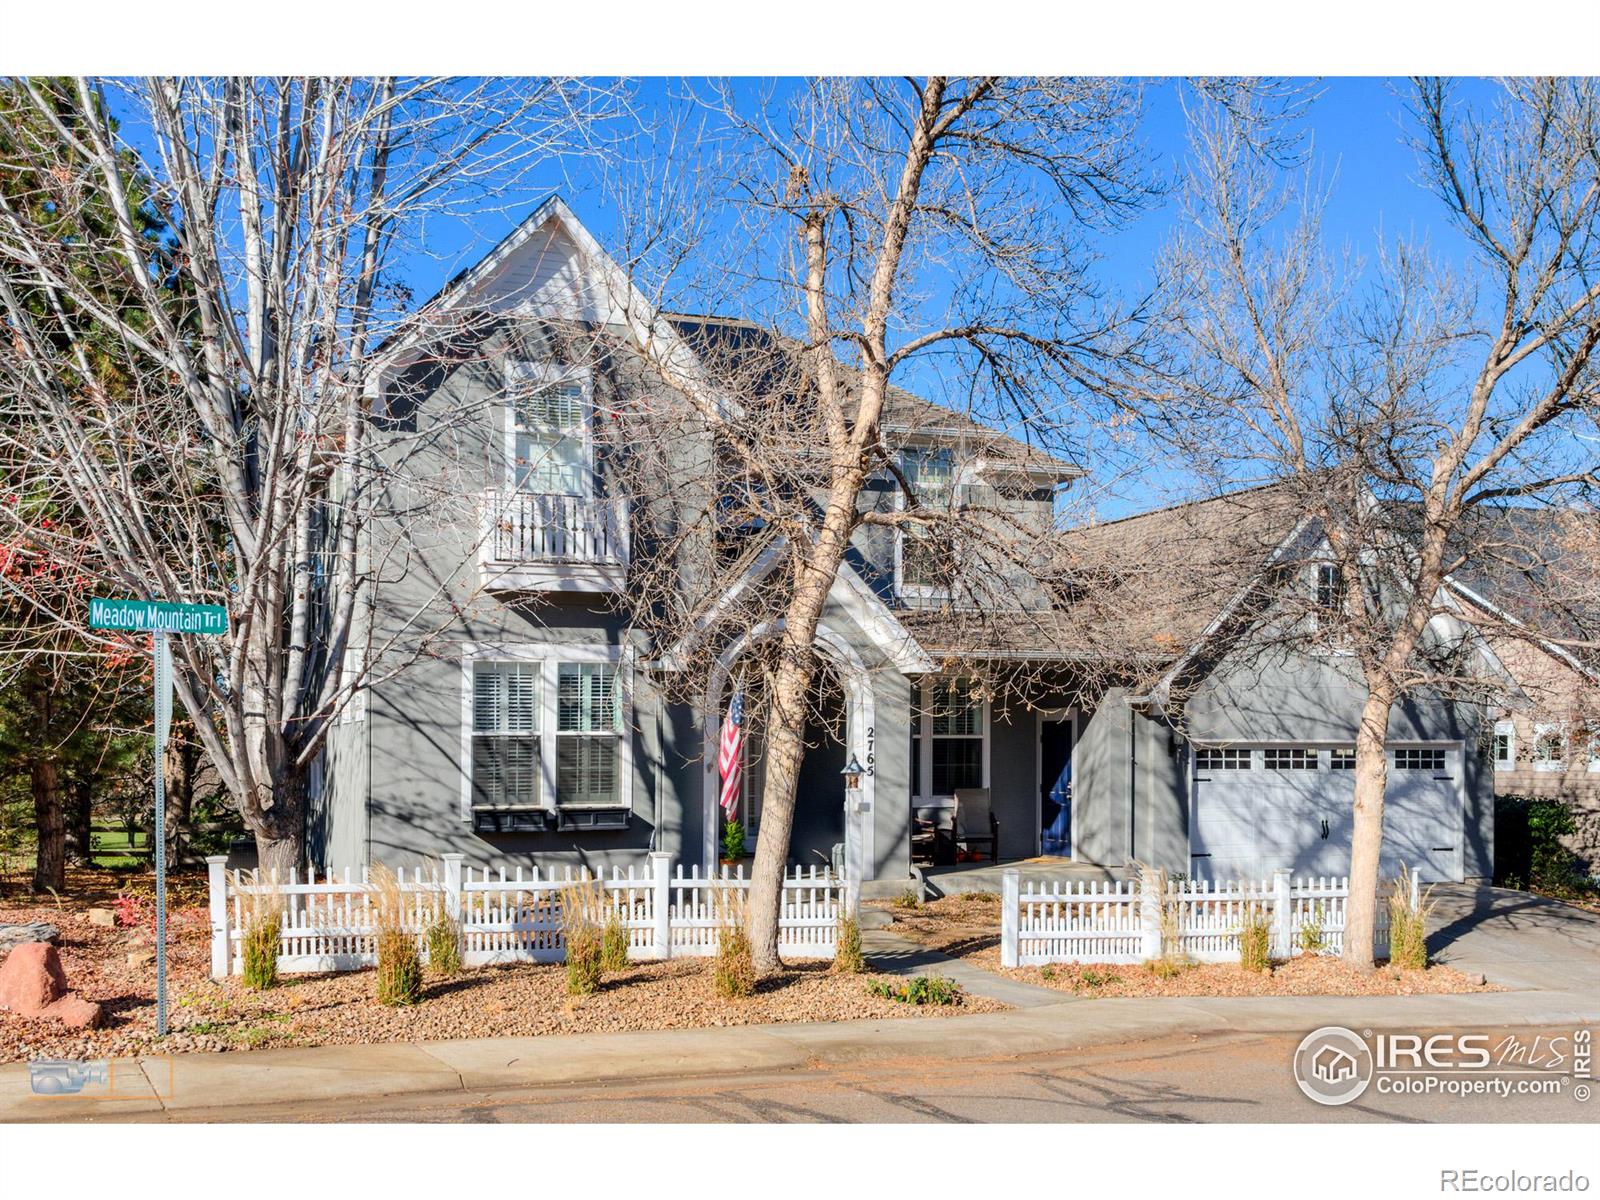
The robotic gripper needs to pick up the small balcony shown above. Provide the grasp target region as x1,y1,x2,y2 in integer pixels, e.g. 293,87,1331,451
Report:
479,489,630,594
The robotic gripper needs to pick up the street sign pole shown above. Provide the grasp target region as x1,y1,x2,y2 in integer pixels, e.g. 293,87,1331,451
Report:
153,630,171,1036
89,598,227,1040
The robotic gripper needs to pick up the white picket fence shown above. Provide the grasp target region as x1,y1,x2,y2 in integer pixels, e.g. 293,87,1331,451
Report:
204,853,851,979
1000,867,1409,967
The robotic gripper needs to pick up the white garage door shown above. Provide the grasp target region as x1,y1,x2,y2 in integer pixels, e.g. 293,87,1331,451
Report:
1190,744,1464,883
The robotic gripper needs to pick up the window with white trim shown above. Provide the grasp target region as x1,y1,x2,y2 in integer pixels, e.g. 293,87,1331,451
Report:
1263,747,1318,770
1195,748,1252,771
1330,748,1356,770
557,663,622,808
910,678,987,800
1314,563,1344,613
506,362,590,496
470,661,542,810
1532,723,1567,772
1492,720,1516,772
1394,747,1446,772
896,447,955,598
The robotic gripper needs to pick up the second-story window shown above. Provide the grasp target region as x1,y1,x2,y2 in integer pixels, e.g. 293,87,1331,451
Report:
507,361,590,496
1315,563,1344,613
897,446,955,598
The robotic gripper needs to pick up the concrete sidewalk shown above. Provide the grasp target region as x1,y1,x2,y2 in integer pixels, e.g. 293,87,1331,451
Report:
4,982,1595,1122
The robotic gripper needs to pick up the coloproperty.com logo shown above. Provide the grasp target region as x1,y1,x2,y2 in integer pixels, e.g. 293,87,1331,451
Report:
1293,1026,1593,1107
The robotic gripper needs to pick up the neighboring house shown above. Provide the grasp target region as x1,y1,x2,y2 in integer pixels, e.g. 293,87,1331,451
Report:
307,199,1497,890
1442,520,1600,877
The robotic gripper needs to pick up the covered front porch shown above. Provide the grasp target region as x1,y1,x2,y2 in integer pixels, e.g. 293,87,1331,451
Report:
919,855,1130,899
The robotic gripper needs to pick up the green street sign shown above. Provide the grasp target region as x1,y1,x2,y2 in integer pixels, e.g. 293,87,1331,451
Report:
89,597,229,636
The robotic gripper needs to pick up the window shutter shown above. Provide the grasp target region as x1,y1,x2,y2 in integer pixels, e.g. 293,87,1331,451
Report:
473,664,502,732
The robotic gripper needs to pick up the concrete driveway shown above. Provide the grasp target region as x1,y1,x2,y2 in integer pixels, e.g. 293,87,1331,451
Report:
1427,884,1600,993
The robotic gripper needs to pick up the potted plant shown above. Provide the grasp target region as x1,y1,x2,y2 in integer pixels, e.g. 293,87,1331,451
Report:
720,817,746,871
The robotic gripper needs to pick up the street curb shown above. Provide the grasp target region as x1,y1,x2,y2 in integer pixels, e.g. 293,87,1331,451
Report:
3,986,1595,1121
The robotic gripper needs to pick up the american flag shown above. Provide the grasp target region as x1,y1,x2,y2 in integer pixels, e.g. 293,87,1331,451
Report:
718,691,745,817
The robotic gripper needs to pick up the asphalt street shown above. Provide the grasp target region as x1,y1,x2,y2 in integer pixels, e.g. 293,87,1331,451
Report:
162,1025,1599,1124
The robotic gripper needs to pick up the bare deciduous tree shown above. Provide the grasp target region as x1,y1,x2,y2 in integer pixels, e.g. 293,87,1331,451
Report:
602,77,1162,973
1139,78,1600,966
0,76,615,871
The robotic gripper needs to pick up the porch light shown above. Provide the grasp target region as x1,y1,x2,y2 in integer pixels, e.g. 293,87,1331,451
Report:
841,755,865,791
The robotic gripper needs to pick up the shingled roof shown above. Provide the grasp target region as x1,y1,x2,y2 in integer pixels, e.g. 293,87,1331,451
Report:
897,484,1310,670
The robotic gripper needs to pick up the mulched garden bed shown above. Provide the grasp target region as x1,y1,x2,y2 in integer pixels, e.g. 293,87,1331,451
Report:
0,875,1003,1063
871,892,1501,999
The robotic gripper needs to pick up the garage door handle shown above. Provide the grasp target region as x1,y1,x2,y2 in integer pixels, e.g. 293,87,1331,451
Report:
1320,818,1330,840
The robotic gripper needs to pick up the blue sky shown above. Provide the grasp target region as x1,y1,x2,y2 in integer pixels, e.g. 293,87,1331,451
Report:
109,77,1506,518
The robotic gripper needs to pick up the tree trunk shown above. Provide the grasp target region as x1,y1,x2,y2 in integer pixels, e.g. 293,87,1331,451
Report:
165,736,197,864
248,765,307,879
744,645,821,974
31,758,65,893
64,776,93,866
1343,688,1394,969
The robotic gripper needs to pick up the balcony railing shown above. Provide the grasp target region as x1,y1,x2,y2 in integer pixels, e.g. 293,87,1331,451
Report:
480,490,629,593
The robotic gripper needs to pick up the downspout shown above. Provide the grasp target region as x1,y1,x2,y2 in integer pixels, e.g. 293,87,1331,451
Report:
1126,697,1137,865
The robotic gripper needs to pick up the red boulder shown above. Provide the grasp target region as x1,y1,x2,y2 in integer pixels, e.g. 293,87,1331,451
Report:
0,941,69,1016
41,994,105,1029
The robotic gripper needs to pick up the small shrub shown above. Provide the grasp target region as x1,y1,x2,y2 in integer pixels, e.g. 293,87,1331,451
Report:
241,904,280,992
714,926,756,998
1238,904,1272,973
1494,795,1595,898
1039,964,1057,981
1298,905,1327,955
425,908,463,978
113,892,152,929
1388,865,1436,971
892,887,921,910
1079,967,1121,989
721,818,746,863
834,915,865,974
959,890,999,904
371,863,422,1006
867,974,962,1006
601,913,630,974
1149,955,1192,980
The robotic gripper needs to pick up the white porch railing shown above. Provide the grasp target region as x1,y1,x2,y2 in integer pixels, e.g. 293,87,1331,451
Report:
482,490,629,565
204,854,850,978
999,867,1408,967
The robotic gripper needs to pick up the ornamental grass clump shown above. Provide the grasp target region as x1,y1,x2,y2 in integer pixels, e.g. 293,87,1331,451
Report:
834,914,865,974
1388,865,1436,972
425,904,463,979
712,889,755,999
241,892,282,992
560,876,606,996
601,911,630,974
371,862,423,1007
1238,903,1272,973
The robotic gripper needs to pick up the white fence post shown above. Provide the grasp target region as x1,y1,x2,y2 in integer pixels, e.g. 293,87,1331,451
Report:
650,851,672,960
1139,866,1162,961
205,855,229,980
1000,868,1020,967
1273,867,1294,959
442,853,464,923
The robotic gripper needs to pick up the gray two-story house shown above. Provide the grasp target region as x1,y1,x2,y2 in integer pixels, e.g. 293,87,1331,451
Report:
308,199,1496,891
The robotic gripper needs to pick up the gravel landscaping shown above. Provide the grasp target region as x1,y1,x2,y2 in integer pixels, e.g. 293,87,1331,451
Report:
0,873,1003,1063
872,892,1501,999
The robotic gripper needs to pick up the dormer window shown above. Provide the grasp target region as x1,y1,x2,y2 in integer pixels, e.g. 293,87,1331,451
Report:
506,361,591,496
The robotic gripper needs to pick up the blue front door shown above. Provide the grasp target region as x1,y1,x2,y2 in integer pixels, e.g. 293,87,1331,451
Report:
1040,717,1073,857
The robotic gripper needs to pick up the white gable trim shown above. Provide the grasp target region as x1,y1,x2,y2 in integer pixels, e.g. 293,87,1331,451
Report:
655,541,930,676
